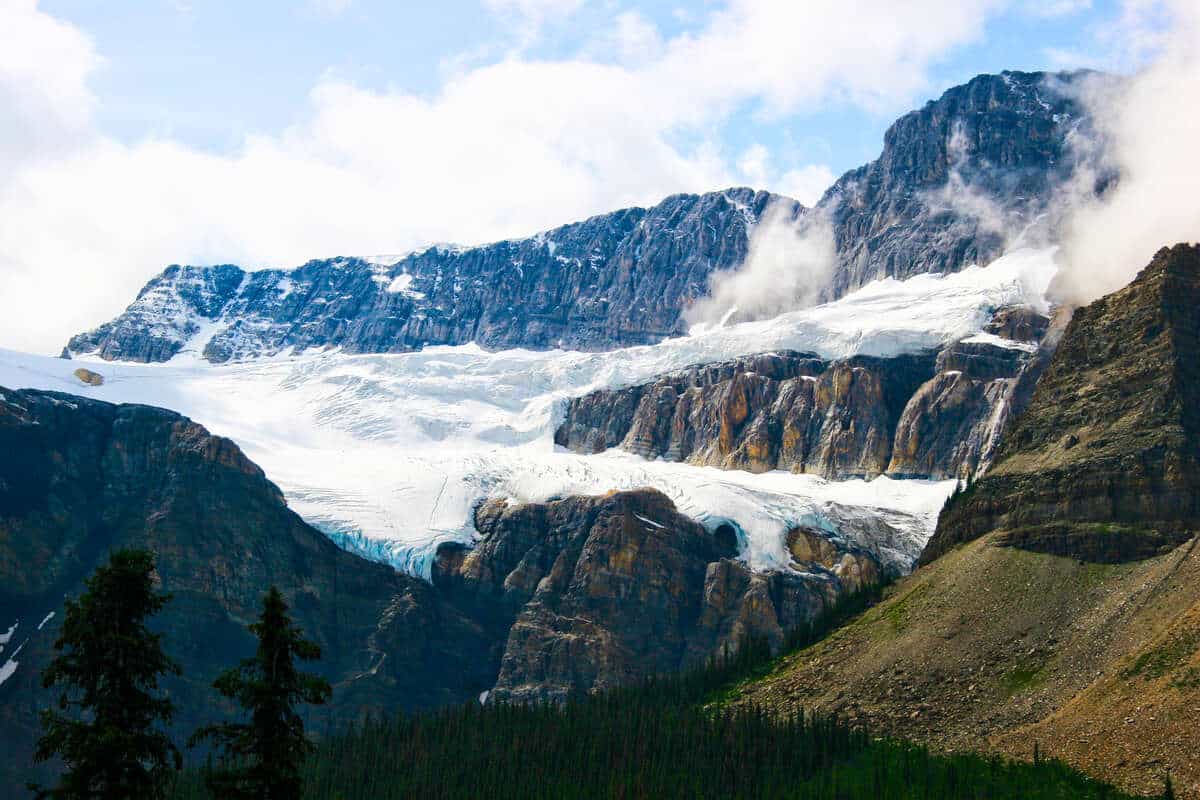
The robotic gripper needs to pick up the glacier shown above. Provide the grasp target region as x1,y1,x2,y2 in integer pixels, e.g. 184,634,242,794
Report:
0,248,1057,579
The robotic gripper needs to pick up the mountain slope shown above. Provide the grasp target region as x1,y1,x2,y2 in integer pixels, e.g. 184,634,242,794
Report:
0,387,886,792
924,243,1200,564
822,70,1095,296
65,70,1096,365
727,244,1200,798
66,188,791,363
0,387,501,791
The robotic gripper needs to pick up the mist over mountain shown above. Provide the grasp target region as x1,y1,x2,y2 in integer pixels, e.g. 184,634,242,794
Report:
65,71,1096,365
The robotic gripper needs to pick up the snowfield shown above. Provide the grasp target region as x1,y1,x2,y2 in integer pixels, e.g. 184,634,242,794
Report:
0,248,1057,579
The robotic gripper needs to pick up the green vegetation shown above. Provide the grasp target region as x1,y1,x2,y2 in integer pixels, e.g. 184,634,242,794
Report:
877,582,929,635
168,582,1151,799
32,556,1156,800
1001,662,1046,695
31,548,182,800
1124,629,1200,681
189,586,332,800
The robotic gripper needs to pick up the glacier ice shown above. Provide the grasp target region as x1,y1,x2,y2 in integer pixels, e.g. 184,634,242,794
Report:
0,248,1057,579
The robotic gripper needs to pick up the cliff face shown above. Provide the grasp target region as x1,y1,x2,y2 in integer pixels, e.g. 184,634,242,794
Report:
923,244,1200,565
66,72,1097,365
556,323,1044,482
66,189,790,363
433,490,880,704
822,70,1094,296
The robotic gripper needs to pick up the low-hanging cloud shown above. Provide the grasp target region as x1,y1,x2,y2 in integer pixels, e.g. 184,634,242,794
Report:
1050,0,1200,306
685,201,836,329
0,0,1023,353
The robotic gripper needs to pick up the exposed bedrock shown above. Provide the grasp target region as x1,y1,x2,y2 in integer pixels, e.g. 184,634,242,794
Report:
433,489,881,704
555,322,1047,482
923,244,1200,566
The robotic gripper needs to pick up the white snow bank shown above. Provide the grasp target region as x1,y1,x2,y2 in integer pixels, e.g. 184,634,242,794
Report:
0,248,1056,579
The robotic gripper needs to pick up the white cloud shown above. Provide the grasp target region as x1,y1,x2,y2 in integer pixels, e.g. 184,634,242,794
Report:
735,145,832,207
0,0,100,178
1023,0,1092,18
776,165,837,209
685,201,837,328
611,10,663,64
483,0,585,17
483,0,585,45
0,0,1012,354
1052,0,1200,305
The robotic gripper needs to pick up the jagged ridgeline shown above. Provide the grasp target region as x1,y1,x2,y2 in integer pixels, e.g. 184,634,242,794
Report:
66,70,1095,364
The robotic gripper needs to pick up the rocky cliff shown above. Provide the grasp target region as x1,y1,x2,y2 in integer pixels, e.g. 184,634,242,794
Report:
66,189,791,363
66,71,1097,365
0,387,881,788
433,490,880,704
556,317,1044,482
822,70,1096,296
922,244,1200,565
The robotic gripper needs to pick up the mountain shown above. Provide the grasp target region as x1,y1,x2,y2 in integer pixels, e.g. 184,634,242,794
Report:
65,71,1095,365
0,386,880,790
725,244,1200,797
555,310,1046,482
822,70,1096,296
65,189,791,363
0,386,504,790
923,243,1200,564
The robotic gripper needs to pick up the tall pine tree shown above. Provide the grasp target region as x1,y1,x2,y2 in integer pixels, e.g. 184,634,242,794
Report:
32,547,181,800
191,586,331,800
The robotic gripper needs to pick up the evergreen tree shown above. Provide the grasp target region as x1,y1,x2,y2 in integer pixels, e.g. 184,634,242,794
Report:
191,586,331,800
32,548,181,800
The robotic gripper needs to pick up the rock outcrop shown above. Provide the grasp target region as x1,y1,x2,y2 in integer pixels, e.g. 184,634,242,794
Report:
822,70,1097,296
433,490,880,704
66,71,1100,365
922,244,1200,565
556,329,1043,482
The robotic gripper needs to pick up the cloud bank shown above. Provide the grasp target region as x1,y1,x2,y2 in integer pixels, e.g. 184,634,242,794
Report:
1051,0,1200,305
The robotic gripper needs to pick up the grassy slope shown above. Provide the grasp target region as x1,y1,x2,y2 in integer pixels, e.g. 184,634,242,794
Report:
728,532,1200,797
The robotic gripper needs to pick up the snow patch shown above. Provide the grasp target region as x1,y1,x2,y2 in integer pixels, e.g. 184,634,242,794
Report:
0,640,24,687
959,331,1039,353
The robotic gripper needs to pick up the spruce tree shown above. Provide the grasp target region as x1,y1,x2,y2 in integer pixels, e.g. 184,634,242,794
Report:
31,547,181,800
191,586,331,800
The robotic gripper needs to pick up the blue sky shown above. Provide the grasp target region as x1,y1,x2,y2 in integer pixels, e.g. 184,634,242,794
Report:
44,0,1126,179
0,0,1179,352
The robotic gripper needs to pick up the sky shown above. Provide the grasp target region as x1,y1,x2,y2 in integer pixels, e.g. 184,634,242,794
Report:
0,0,1173,353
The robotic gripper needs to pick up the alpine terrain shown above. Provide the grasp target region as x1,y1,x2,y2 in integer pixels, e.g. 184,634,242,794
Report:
0,60,1195,799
